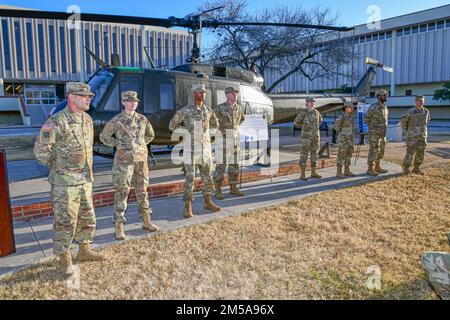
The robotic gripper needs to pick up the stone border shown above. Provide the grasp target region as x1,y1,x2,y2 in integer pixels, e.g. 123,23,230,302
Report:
12,158,336,222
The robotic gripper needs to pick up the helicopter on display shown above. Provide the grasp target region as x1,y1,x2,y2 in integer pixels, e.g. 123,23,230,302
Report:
0,7,354,156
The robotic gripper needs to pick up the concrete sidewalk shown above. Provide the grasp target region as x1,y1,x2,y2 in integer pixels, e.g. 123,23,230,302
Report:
0,159,402,278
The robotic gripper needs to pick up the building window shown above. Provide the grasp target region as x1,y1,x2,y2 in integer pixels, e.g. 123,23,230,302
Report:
60,27,67,73
379,32,385,40
157,35,162,66
420,24,427,32
405,90,412,96
404,27,411,36
165,36,169,67
428,22,436,31
94,30,100,67
397,29,403,37
437,20,445,30
359,36,365,43
112,33,117,54
38,24,46,72
179,39,183,65
412,26,418,34
386,31,392,39
2,20,11,70
85,29,91,74
138,35,142,67
369,92,375,98
130,34,135,66
14,21,23,71
447,20,450,28
49,25,56,72
372,33,378,41
121,33,126,65
70,29,77,73
26,23,34,72
172,38,176,67
104,31,109,64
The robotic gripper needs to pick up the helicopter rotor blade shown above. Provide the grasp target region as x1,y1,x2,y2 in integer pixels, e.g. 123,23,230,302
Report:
0,8,173,28
204,21,354,32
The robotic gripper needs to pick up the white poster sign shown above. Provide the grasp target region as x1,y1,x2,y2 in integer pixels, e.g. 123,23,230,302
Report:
239,114,269,143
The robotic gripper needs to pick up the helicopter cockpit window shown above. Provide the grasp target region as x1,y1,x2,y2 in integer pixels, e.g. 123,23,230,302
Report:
160,83,174,110
87,70,114,109
103,82,120,111
216,90,227,105
240,85,272,106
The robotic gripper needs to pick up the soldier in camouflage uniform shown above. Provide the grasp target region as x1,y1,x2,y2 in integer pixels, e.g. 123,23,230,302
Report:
334,103,356,178
34,82,105,277
169,84,221,218
100,91,159,241
213,86,245,200
365,89,389,176
401,95,430,175
294,96,323,181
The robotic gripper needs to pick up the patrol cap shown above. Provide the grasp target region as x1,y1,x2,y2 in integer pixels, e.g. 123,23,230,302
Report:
121,91,140,102
66,82,95,97
415,95,425,100
192,84,206,93
225,86,239,94
305,96,315,102
376,89,388,96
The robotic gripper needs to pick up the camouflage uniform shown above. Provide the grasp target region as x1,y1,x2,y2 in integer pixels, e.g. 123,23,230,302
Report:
169,101,219,201
401,106,430,169
213,101,245,185
334,112,355,167
33,83,96,255
364,101,388,165
99,93,155,223
422,252,450,300
294,108,323,167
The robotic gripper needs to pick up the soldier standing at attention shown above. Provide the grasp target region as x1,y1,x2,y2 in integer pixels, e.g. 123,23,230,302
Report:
365,90,389,176
334,103,356,178
169,84,221,218
213,86,245,200
34,82,105,277
401,95,430,175
294,96,323,181
100,91,159,241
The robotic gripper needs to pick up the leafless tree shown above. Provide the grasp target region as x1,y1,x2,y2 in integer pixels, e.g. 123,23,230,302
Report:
200,0,354,93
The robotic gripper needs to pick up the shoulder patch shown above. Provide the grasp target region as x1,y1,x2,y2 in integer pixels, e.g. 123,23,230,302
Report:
39,123,56,144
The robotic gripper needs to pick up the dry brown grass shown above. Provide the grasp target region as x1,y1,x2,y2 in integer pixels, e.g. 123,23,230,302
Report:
1,161,449,300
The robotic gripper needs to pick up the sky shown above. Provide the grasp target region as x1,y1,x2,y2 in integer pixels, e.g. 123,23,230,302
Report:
1,0,449,49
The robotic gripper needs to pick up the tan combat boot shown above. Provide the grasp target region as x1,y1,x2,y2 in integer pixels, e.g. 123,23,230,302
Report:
300,166,308,181
344,164,356,177
57,252,75,277
375,160,388,174
402,166,410,175
76,243,106,262
142,213,159,232
367,164,379,176
115,221,127,241
336,165,345,178
204,194,221,212
230,184,245,197
184,200,193,218
215,182,224,200
310,166,322,179
412,165,424,175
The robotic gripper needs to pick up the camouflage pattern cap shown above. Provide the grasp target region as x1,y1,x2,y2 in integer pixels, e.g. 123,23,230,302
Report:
121,91,140,102
192,84,206,93
305,96,315,102
225,86,239,94
376,89,388,96
66,82,95,97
